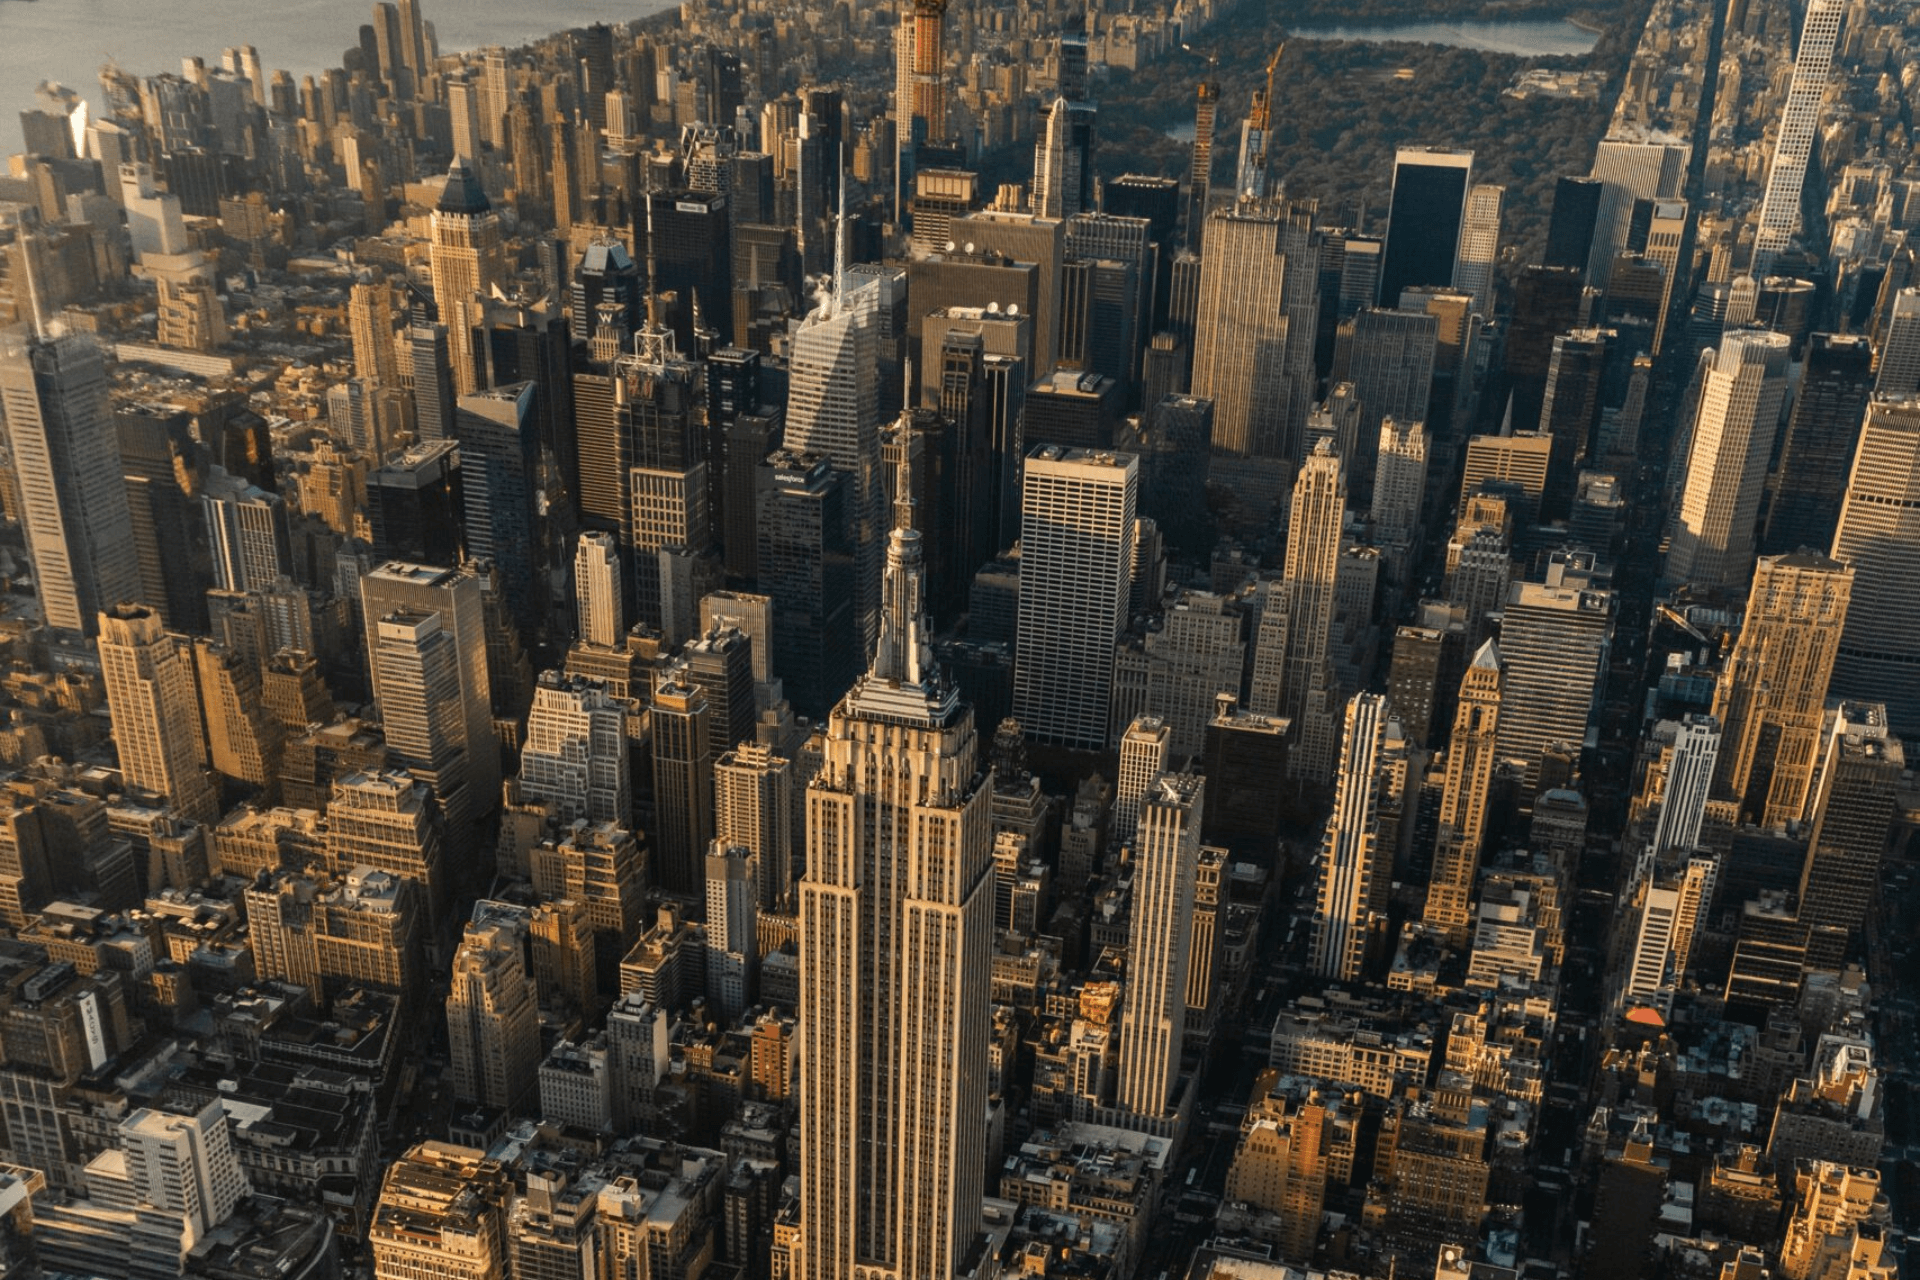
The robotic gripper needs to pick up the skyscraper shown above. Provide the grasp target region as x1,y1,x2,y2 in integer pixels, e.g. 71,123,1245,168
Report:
1117,772,1203,1126
1752,0,1845,272
1451,183,1503,317
1543,176,1602,274
1797,703,1903,945
519,673,629,826
1586,136,1688,289
1872,288,1920,398
1190,204,1294,461
1422,641,1501,944
800,453,991,1280
1280,441,1347,782
0,331,142,637
715,744,794,907
429,158,506,395
119,1102,249,1241
201,467,291,593
1014,446,1137,750
650,680,714,895
1338,307,1437,497
360,563,499,831
705,843,759,1022
447,915,542,1111
1186,81,1219,251
454,382,540,633
785,273,886,653
1764,334,1873,556
1495,574,1613,787
573,531,623,648
1712,551,1852,826
1033,97,1096,220
369,609,482,832
349,281,399,387
98,604,217,823
1667,329,1793,593
1114,714,1172,846
1646,717,1719,862
1378,148,1473,307
757,450,858,718
1828,398,1920,737
1312,692,1391,982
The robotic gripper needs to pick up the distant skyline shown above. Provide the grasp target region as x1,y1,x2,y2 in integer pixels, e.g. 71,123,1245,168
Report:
0,0,677,151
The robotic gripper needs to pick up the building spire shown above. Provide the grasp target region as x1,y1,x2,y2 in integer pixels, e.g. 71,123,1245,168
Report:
833,142,848,311
872,421,930,689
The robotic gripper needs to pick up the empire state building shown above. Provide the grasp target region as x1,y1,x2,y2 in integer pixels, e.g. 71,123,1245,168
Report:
799,451,993,1280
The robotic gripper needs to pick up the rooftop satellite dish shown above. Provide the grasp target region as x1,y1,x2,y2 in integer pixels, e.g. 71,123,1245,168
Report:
964,241,976,254
1007,303,1019,316
945,240,956,252
987,301,1000,313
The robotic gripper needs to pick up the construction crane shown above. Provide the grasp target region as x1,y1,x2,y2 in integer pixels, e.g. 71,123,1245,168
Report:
1236,40,1286,199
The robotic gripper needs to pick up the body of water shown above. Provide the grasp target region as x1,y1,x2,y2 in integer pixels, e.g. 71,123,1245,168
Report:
1289,17,1600,56
1164,17,1597,138
0,0,678,151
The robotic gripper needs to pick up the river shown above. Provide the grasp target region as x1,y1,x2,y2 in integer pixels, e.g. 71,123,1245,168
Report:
0,0,680,151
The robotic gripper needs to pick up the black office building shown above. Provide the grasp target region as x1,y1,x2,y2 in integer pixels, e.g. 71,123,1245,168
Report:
1763,333,1874,556
1377,149,1473,308
367,440,465,566
757,452,857,719
642,188,733,356
1545,176,1603,274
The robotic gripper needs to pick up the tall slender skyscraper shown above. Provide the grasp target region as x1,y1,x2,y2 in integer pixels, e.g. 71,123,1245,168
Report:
1828,398,1920,738
1116,772,1203,1126
0,331,142,637
453,382,540,632
1650,714,1720,858
715,744,794,907
1873,288,1920,398
99,604,218,822
1281,440,1347,781
1190,204,1294,461
785,273,886,653
1422,640,1501,944
429,158,506,395
909,0,950,143
1762,334,1870,558
1114,715,1172,846
1752,0,1845,272
1014,446,1137,750
1797,703,1903,942
1312,692,1390,982
573,532,623,648
650,680,714,895
361,563,499,831
1378,148,1473,307
800,454,992,1280
1666,329,1792,592
1712,551,1852,826
1451,183,1503,317
369,608,482,831
1186,82,1219,252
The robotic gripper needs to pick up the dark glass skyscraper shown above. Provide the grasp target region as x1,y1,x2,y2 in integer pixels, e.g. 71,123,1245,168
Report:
756,450,856,718
1377,148,1473,308
1763,333,1873,556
